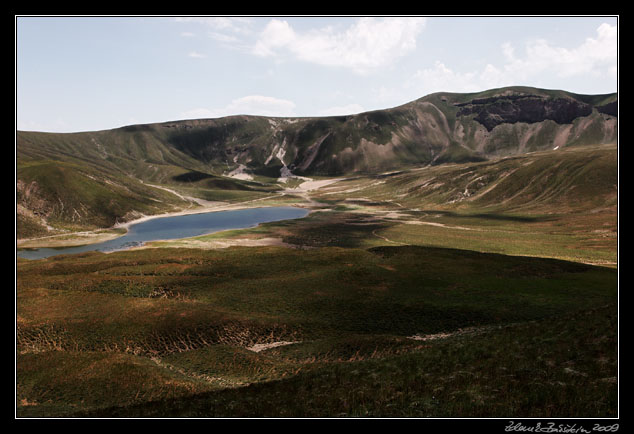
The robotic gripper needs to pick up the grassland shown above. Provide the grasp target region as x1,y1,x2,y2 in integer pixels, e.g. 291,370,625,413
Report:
144,145,617,267
15,144,618,418
17,244,617,417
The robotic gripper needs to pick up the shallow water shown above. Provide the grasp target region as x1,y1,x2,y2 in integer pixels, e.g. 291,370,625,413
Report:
17,206,308,260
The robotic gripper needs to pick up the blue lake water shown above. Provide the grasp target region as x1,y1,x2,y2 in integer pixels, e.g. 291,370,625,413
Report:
17,206,309,260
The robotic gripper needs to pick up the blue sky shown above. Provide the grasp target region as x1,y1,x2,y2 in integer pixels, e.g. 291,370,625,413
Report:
16,16,618,132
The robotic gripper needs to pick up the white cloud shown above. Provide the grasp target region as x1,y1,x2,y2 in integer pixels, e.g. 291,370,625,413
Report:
503,23,617,80
253,19,296,57
180,31,195,37
501,42,515,62
181,95,297,119
407,23,617,95
17,118,67,132
608,65,617,80
208,32,239,43
253,17,427,74
408,61,484,94
174,17,252,33
176,17,253,49
226,95,296,117
317,103,365,117
179,107,218,119
188,51,206,58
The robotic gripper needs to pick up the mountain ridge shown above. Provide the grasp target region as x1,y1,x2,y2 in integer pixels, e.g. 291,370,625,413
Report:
18,86,617,176
16,86,617,238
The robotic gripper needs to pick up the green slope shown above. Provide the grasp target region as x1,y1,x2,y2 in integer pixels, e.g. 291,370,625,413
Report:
16,86,617,235
16,160,191,237
16,245,617,417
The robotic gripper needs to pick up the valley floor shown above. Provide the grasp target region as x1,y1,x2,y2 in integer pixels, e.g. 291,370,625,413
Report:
15,145,618,418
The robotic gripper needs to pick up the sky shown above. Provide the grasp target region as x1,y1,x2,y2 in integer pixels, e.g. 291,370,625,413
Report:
16,15,618,133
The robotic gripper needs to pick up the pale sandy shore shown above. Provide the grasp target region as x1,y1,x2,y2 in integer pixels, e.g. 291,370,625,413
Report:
17,229,128,249
17,198,275,249
285,177,345,193
17,177,346,250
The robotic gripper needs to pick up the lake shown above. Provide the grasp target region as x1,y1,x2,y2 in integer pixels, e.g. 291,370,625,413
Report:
16,206,309,260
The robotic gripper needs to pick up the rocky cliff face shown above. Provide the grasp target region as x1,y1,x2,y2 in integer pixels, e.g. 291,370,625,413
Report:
597,101,618,116
454,94,594,131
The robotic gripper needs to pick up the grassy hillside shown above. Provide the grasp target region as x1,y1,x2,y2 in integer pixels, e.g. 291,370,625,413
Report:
16,245,617,417
16,160,192,237
78,304,617,418
316,144,618,213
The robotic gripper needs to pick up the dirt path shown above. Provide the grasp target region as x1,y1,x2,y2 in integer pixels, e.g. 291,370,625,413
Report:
409,321,531,343
372,229,408,245
144,182,226,208
247,341,300,353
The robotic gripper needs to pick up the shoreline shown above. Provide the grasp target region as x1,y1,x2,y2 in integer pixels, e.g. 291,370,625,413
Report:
16,178,344,250
17,205,311,258
17,199,315,251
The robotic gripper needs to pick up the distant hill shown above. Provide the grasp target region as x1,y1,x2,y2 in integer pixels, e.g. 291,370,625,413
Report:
16,86,617,237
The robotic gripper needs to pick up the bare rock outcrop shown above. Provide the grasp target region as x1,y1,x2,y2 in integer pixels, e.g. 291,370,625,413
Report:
456,94,594,131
